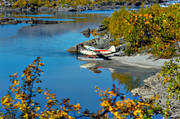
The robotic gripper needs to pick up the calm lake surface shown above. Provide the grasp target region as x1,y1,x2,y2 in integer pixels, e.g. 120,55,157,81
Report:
0,10,159,111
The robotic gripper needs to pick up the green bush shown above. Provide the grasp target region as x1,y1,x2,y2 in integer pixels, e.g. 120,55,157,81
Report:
159,58,180,100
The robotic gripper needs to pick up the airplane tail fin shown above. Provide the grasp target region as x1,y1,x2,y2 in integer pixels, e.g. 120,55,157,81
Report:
109,46,116,52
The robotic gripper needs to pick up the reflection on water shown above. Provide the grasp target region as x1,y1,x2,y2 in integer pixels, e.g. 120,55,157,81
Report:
80,62,102,73
111,71,141,92
16,14,53,17
79,60,159,92
0,10,159,111
0,11,117,112
0,11,106,39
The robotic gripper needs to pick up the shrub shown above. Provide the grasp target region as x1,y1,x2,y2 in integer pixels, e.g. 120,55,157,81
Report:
159,58,180,100
104,4,180,58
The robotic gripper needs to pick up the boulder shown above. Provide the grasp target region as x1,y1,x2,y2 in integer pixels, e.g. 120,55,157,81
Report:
67,40,96,53
81,28,91,38
134,1,142,6
76,5,87,11
38,6,50,12
67,7,77,12
57,7,77,12
96,25,107,32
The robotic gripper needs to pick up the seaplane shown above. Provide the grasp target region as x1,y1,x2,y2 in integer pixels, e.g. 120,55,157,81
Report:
80,45,116,56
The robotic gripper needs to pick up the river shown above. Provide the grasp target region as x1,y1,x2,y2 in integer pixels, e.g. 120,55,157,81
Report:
0,10,159,112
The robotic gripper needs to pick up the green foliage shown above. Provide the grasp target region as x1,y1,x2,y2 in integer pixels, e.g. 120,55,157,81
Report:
0,14,4,20
104,4,180,58
0,57,165,119
158,58,180,118
0,0,4,7
159,58,180,100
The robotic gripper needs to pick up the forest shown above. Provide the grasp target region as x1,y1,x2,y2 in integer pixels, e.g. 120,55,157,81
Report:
0,0,165,8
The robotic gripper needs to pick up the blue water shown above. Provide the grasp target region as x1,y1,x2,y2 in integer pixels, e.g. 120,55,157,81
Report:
81,9,119,14
13,18,75,21
17,14,53,17
0,11,157,112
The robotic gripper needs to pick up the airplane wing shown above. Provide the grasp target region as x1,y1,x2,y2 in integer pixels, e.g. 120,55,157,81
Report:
84,45,96,51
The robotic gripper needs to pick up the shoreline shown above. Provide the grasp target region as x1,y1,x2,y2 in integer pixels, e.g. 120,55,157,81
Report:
131,73,180,118
0,0,176,13
0,3,179,118
67,27,179,69
0,2,179,118
110,55,179,69
69,18,180,118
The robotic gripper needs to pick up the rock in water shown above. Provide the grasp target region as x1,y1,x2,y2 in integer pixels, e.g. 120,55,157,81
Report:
81,28,91,38
96,25,107,32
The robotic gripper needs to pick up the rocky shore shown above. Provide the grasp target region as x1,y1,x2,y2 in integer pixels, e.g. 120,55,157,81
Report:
0,18,65,25
68,19,180,118
131,73,180,118
1,0,179,25
67,25,112,53
67,23,180,69
0,0,175,13
71,32,180,119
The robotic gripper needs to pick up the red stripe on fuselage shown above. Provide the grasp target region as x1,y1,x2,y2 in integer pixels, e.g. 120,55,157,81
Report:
94,50,110,52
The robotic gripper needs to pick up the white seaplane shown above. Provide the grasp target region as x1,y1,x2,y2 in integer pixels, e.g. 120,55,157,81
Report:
80,45,116,56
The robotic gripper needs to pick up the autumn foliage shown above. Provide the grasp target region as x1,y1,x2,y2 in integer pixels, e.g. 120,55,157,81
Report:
103,4,180,58
1,0,124,8
0,57,179,118
0,57,80,119
0,57,168,119
1,0,164,9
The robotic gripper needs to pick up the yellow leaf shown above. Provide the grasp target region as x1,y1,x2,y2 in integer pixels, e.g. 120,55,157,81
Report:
108,91,116,96
74,103,80,111
13,80,19,85
35,107,40,112
22,73,25,77
23,113,28,119
113,111,119,117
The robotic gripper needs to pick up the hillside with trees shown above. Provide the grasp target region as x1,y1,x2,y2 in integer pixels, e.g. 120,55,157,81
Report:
101,4,180,58
0,0,172,10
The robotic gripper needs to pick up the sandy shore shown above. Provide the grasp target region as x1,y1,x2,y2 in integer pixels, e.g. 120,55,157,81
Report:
110,55,179,69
